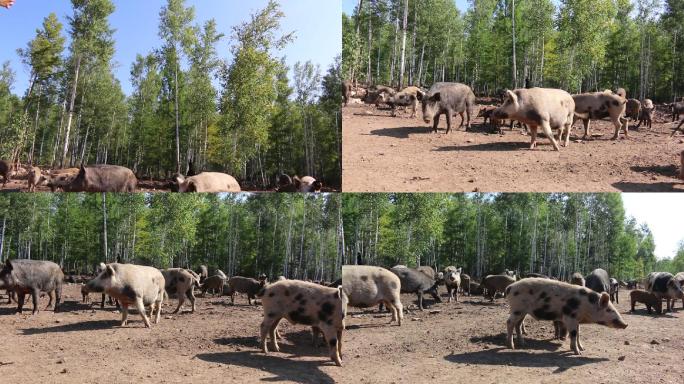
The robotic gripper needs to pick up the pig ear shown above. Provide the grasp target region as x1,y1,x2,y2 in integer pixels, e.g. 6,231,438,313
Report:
505,90,517,103
431,92,441,102
105,265,114,277
4,259,12,270
599,292,610,308
457,267,462,273
416,90,425,101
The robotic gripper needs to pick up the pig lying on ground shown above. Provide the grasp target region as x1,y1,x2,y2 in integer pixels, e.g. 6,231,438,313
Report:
200,275,225,297
493,88,575,150
482,273,517,301
259,280,347,366
585,268,610,295
636,99,654,130
630,289,661,314
645,272,684,312
27,166,44,192
0,259,64,314
421,82,476,134
391,266,441,310
276,174,322,192
573,92,628,140
342,265,403,325
85,263,165,328
225,276,266,305
65,165,137,192
505,278,627,355
570,272,585,286
0,160,11,187
161,268,198,313
175,172,241,193
442,266,462,303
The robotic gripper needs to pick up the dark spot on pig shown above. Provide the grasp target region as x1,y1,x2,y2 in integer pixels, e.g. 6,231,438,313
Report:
513,291,519,296
544,297,551,303
529,289,534,295
122,285,136,300
329,338,337,347
539,292,547,299
533,307,557,320
390,281,398,289
588,292,599,304
178,276,185,282
284,290,290,297
318,302,335,321
268,292,275,297
612,100,619,107
288,310,313,325
578,289,587,295
299,299,307,306
326,319,333,325
294,293,303,301
267,312,277,318
526,110,543,124
513,311,522,316
570,330,577,337
361,276,368,281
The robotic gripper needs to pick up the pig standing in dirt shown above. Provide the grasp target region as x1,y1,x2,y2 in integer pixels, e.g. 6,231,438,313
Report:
342,80,352,106
572,92,628,140
492,88,575,150
630,289,661,314
0,160,11,187
645,272,684,312
387,86,425,118
45,168,80,192
671,101,684,122
65,165,137,192
276,174,322,192
442,266,462,303
85,263,165,328
199,275,225,297
636,99,654,130
390,266,441,310
570,272,585,286
416,265,436,280
0,259,64,314
584,268,610,295
27,166,44,192
625,99,641,121
342,265,403,325
225,276,265,305
461,273,471,295
175,172,241,193
421,82,476,134
161,268,198,313
482,273,517,301
259,280,347,366
609,277,619,304
505,278,628,355
198,265,208,283
674,272,684,309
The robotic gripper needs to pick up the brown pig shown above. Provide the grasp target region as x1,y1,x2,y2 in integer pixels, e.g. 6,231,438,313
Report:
630,289,661,314
225,276,265,305
342,80,352,106
482,273,517,301
505,278,627,355
421,82,476,134
45,168,80,192
175,172,241,193
259,280,347,366
0,160,11,187
572,92,628,140
636,99,654,130
199,275,225,297
570,272,585,286
161,268,198,313
625,99,641,121
66,165,137,192
27,166,44,192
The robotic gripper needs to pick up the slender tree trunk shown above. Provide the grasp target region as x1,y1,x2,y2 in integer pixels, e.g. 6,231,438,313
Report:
175,56,181,174
398,0,409,89
62,55,81,168
511,0,517,89
102,193,108,262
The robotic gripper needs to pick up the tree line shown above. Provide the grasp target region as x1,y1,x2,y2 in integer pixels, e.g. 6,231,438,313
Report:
343,0,684,102
341,193,672,281
0,0,341,188
0,193,342,282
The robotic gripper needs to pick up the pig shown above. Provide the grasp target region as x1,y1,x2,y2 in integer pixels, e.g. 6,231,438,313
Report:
674,272,684,308
609,277,619,304
482,274,517,301
66,165,137,192
329,278,342,288
276,174,322,193
442,266,462,303
505,278,628,355
372,85,397,96
672,117,684,137
198,265,208,283
461,273,471,295
363,91,388,107
573,92,628,140
85,263,165,328
525,273,549,279
45,168,80,192
387,86,425,118
625,99,641,121
0,160,11,187
570,272,585,286
199,275,225,297
225,276,265,305
636,99,654,130
81,284,90,303
0,259,64,315
416,265,436,280
584,268,610,296
492,88,575,150
645,272,684,312
421,82,476,134
630,289,661,314
27,166,44,192
215,269,228,280
626,279,640,290
342,80,352,106
341,265,403,325
161,268,198,313
390,266,441,310
671,101,684,122
469,281,483,295
259,280,347,366
174,172,241,193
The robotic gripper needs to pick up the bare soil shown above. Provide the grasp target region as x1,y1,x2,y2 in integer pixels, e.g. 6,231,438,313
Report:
2,285,682,383
342,103,684,192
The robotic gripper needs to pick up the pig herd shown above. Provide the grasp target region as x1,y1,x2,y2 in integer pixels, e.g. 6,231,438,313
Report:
0,162,324,193
345,82,684,151
2,258,684,367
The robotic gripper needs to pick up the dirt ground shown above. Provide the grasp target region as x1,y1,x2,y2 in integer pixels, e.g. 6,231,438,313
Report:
1,285,682,383
342,103,684,192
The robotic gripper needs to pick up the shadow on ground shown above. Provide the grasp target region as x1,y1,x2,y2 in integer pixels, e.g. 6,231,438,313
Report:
21,320,120,335
369,126,432,139
612,181,683,192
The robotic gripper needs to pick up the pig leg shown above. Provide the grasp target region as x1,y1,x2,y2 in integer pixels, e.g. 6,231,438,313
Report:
432,113,441,133
581,119,591,139
337,329,344,360
101,293,106,309
672,120,684,137
520,318,527,335
506,312,525,349
566,320,581,355
541,121,561,151
417,292,424,311
46,291,54,309
322,327,342,367
611,117,624,140
269,321,280,352
135,297,152,328
173,292,184,314
576,325,585,351
31,288,40,315
185,289,195,313
445,112,453,134
529,126,539,149
121,303,129,326
154,299,162,324
261,319,274,353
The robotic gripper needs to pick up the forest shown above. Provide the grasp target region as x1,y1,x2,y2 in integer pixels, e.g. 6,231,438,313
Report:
0,193,342,282
0,0,342,189
342,0,684,101
341,193,684,280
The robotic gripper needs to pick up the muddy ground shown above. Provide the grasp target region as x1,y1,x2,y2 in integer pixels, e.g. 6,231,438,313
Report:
342,103,684,192
1,285,682,383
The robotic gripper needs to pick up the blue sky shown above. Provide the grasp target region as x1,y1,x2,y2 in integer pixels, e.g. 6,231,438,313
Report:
622,194,684,260
0,0,341,96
